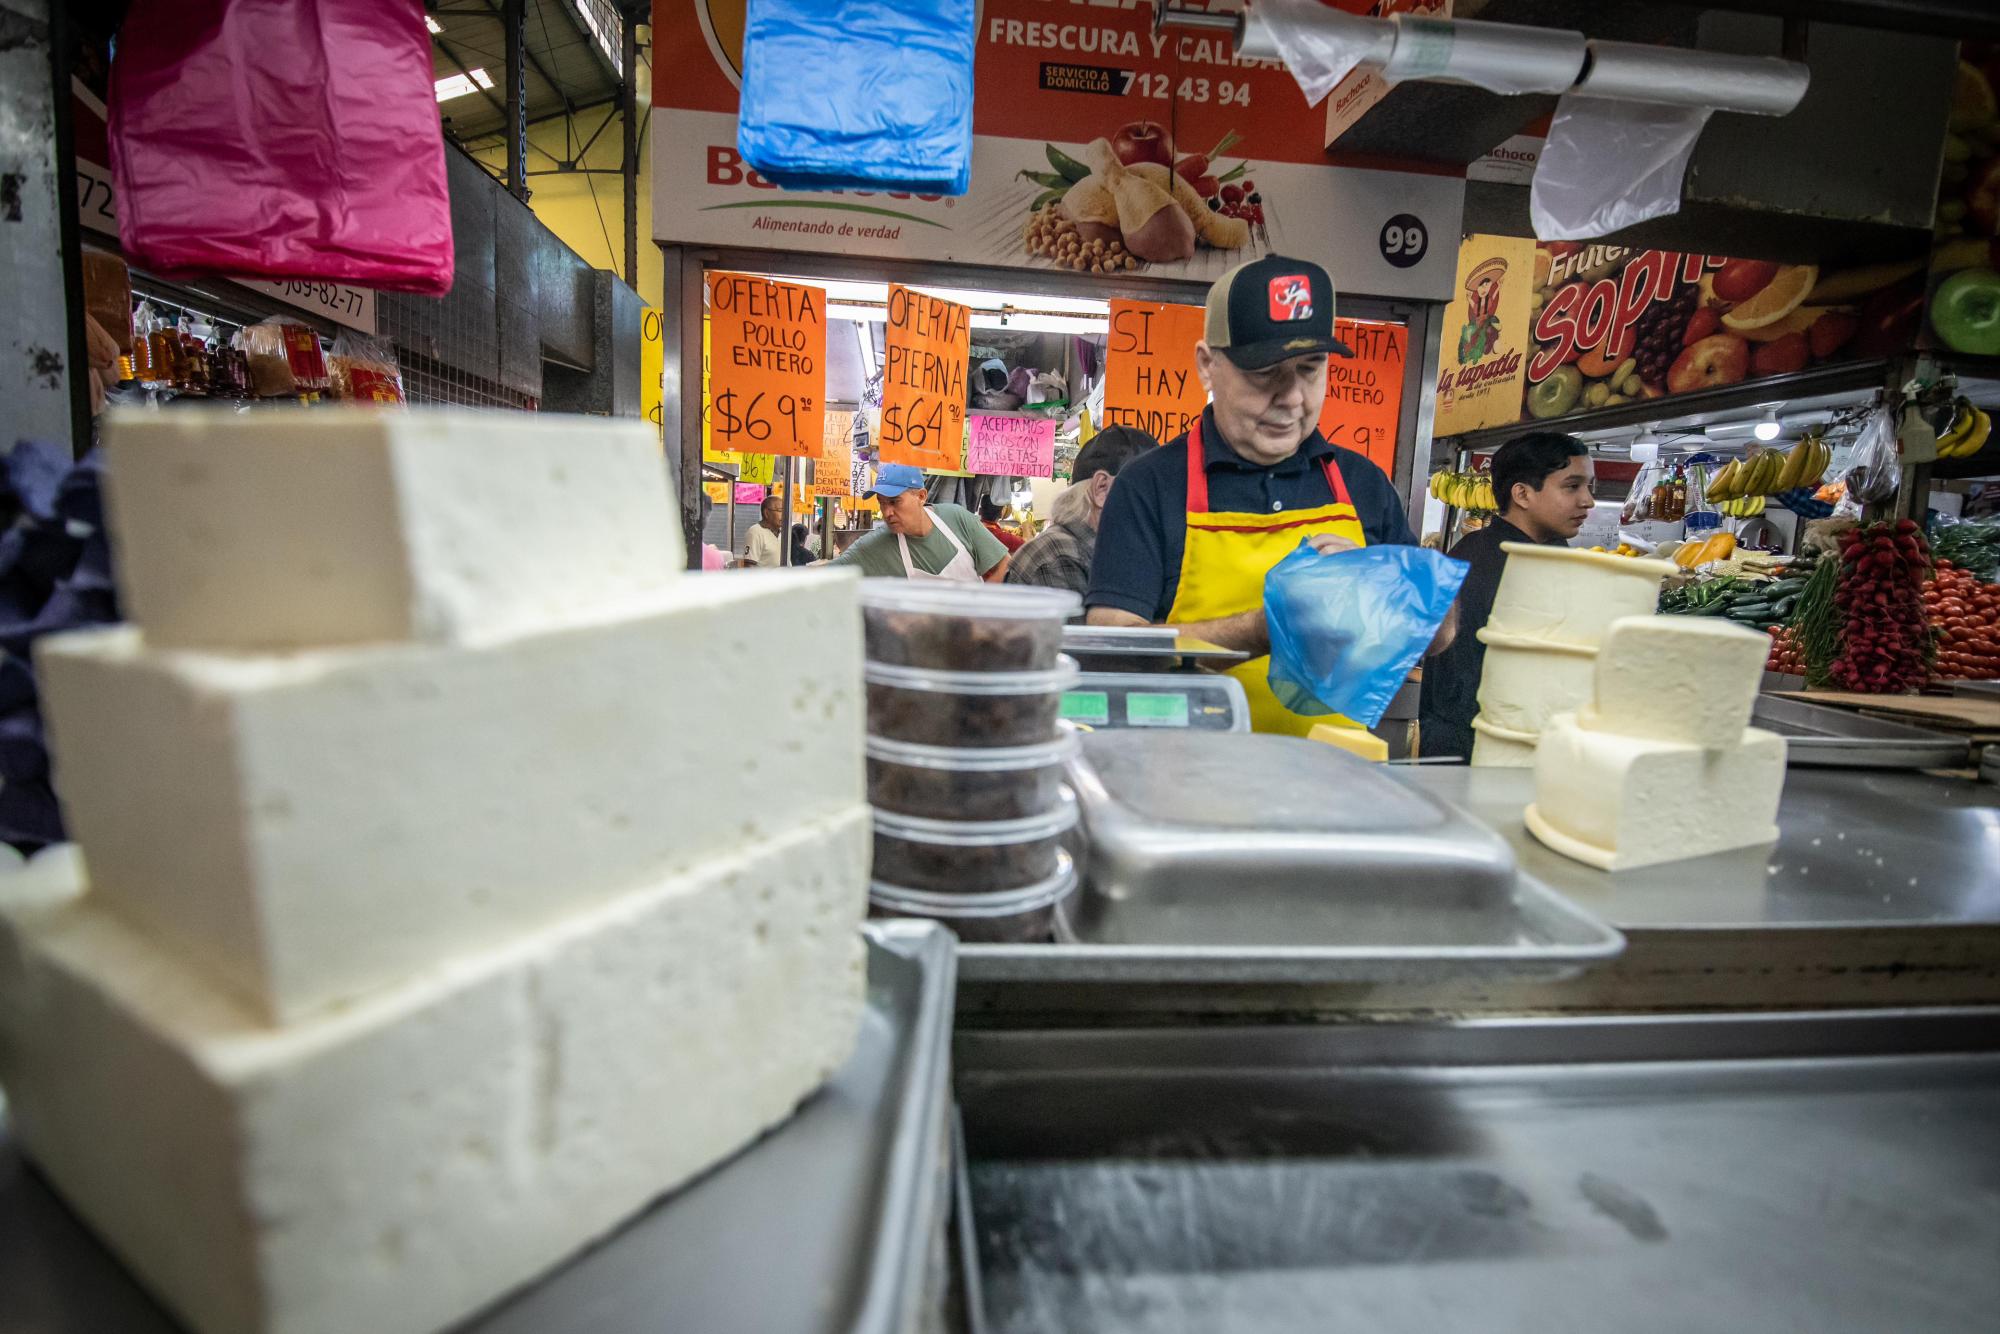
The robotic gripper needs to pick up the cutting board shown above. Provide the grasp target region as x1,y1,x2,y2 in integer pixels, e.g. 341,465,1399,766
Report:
1773,690,2000,734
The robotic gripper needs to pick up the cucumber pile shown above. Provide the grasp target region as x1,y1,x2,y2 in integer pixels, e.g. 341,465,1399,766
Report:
1658,563,1816,631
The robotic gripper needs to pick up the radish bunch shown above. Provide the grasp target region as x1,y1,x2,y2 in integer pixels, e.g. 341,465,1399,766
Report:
1827,519,1932,694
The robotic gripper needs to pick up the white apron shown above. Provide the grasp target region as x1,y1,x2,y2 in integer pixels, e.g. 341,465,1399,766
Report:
896,508,981,582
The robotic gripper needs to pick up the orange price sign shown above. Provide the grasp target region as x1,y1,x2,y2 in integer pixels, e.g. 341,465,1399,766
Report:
705,271,825,457
1318,317,1407,475
878,284,970,470
1103,301,1206,443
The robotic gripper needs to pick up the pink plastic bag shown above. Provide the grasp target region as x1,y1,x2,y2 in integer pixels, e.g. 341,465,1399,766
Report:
109,0,453,295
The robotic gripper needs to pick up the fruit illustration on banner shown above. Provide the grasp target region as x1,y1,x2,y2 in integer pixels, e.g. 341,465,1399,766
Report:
1931,268,2000,356
1022,127,1263,275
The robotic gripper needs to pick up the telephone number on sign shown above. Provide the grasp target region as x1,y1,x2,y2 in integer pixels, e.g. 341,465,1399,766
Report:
272,282,366,320
1127,74,1252,106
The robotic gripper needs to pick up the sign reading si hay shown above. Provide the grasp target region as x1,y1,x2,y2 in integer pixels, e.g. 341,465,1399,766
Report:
1317,318,1406,475
879,284,970,470
1103,301,1207,442
966,415,1057,478
705,271,825,457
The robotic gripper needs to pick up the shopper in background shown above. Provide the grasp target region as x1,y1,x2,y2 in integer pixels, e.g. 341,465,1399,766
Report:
1008,426,1156,601
789,522,816,568
1086,254,1447,735
978,497,1026,553
1418,431,1594,762
742,493,785,568
697,493,728,571
830,464,1010,582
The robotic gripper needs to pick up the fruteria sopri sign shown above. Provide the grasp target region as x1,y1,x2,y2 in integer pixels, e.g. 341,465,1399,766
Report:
652,1,1464,302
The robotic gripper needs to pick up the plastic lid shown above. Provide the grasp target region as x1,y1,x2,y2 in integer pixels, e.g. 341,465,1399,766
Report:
871,787,1079,846
865,727,1079,772
869,851,1077,916
859,581,1081,622
864,655,1080,696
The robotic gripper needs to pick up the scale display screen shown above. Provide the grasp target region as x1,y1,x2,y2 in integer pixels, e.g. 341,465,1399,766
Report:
1061,674,1249,732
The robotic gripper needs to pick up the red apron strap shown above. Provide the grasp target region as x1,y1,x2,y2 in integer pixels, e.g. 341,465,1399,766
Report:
1319,451,1354,509
1185,418,1209,514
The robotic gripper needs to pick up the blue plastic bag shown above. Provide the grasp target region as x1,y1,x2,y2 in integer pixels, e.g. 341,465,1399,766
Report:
738,0,976,195
1265,543,1469,728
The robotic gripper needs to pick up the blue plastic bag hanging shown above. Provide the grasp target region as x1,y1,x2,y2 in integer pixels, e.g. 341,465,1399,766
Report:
737,0,976,195
1265,543,1469,728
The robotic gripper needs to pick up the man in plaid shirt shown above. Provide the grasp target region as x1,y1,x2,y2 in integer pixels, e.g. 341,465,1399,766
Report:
1006,427,1156,600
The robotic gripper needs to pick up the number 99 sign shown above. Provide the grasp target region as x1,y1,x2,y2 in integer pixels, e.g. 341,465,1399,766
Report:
1378,214,1429,270
704,272,826,457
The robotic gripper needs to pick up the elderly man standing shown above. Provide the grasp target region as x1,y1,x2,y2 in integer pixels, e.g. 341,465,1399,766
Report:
1085,255,1451,735
1007,426,1156,599
741,493,786,568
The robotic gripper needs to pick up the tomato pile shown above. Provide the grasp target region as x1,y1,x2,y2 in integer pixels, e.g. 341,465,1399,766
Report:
1826,520,1932,694
1765,625,1806,675
1925,559,2000,681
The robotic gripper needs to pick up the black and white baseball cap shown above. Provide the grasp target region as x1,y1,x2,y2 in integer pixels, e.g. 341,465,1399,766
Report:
1203,254,1353,370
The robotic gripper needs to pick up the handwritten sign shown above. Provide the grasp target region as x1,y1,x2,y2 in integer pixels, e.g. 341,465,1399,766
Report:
818,411,855,496
966,415,1057,478
732,483,767,505
702,481,731,504
1319,318,1407,475
1104,301,1206,442
705,271,825,457
737,453,775,486
878,284,969,470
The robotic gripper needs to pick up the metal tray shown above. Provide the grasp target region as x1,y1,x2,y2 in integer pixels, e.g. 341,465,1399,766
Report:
1059,624,1248,665
0,921,958,1334
958,732,1623,984
1752,692,1969,768
956,1009,2000,1334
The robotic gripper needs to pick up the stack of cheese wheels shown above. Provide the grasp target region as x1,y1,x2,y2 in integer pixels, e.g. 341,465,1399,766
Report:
0,409,874,1334
1527,615,1787,869
1470,545,1677,767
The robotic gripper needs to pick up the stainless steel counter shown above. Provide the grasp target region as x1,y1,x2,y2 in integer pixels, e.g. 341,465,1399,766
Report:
1395,765,2000,931
957,1008,2000,1334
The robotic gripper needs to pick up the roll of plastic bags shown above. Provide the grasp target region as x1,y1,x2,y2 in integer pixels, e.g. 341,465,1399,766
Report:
737,0,976,195
1266,542,1469,728
109,0,453,294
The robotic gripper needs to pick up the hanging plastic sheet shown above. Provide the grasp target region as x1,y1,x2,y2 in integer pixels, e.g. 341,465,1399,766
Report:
1266,543,1469,729
737,0,976,194
109,0,453,294
1530,95,1712,241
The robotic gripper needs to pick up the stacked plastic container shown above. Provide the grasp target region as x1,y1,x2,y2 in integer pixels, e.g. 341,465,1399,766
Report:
860,583,1082,942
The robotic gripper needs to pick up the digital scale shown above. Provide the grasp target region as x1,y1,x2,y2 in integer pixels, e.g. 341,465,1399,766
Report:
1062,672,1251,732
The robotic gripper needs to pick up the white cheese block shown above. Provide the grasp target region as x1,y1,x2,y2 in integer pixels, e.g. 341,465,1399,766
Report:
0,806,869,1334
37,570,863,1023
1486,544,1675,649
1469,714,1539,768
1473,629,1598,737
1581,614,1770,750
102,408,681,650
1525,712,1786,870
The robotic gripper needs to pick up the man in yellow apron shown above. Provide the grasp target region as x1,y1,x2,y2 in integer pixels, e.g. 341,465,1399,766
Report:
1084,255,1452,735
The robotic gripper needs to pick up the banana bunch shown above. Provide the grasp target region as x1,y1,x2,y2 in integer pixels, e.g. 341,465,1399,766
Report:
1429,470,1497,512
1704,432,1832,501
1937,398,1992,460
1716,495,1766,518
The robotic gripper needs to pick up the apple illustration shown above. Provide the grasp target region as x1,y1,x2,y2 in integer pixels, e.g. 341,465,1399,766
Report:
1682,306,1722,346
1931,267,2000,356
1751,331,1810,375
1667,334,1750,394
1112,121,1173,169
1713,259,1780,304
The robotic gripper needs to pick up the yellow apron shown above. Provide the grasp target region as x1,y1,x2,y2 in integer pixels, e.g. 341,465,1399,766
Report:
1166,418,1368,736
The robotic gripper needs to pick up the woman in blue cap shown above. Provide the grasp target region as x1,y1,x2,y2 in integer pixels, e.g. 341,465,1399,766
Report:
829,464,1011,582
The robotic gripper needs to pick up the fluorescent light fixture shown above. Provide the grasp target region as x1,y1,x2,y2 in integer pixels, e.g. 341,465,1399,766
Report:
424,14,443,33
779,277,1111,319
970,313,1106,335
827,303,885,324
1754,407,1782,441
434,68,493,102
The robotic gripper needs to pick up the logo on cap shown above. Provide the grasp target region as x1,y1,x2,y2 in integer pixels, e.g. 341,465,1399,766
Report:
1268,275,1313,322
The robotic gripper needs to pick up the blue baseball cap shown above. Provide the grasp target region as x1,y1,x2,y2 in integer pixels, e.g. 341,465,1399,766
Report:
865,463,927,499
